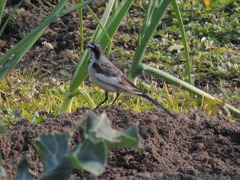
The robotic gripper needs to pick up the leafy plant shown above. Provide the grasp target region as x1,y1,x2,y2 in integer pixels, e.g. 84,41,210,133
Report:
0,0,94,80
15,111,140,179
60,0,240,117
127,0,240,117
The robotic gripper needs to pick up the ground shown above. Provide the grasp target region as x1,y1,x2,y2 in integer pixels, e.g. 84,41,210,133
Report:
1,106,240,179
1,0,240,179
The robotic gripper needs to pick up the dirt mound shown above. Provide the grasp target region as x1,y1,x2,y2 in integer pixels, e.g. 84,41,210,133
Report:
1,106,240,180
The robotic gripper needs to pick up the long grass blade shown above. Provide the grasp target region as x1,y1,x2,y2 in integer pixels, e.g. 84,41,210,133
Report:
172,0,192,85
141,63,240,117
129,0,172,82
0,0,94,80
77,0,84,54
0,0,6,25
60,0,134,113
69,0,133,93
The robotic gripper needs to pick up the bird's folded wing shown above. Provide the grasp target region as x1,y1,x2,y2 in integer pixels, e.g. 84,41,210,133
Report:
95,63,142,94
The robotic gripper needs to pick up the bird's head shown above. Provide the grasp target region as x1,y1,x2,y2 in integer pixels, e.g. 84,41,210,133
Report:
86,42,103,60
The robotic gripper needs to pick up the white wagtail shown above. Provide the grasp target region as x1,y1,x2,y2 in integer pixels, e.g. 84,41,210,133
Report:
86,42,175,118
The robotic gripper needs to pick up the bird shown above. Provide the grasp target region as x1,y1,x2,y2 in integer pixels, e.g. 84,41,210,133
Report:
86,42,176,118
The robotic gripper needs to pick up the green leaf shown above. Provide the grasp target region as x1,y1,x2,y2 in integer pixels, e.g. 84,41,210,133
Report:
129,0,172,82
109,123,140,149
70,138,107,175
69,110,140,175
15,155,32,180
85,111,140,149
34,132,73,180
40,157,72,180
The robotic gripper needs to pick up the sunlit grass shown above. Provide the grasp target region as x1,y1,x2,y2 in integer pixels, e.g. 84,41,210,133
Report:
1,0,239,124
0,70,176,123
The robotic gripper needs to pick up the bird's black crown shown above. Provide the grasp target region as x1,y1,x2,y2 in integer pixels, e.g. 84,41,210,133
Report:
86,42,102,59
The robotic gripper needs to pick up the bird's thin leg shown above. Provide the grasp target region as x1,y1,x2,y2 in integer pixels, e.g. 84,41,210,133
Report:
95,91,108,109
111,93,120,105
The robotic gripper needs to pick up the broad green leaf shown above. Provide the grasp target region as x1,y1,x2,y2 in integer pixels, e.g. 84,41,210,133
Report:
70,138,107,175
40,157,72,180
34,132,73,180
85,111,140,149
15,155,32,180
109,123,140,149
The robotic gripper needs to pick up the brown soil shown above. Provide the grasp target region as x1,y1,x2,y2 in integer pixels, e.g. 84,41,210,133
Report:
1,106,240,180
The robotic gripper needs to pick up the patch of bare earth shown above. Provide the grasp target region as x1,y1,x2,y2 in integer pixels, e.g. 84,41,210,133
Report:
1,106,240,180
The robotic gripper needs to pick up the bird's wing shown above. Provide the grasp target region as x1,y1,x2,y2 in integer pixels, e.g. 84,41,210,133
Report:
93,60,143,95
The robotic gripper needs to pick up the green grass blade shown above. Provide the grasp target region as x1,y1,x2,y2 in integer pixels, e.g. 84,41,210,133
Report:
141,64,240,117
129,0,172,82
77,0,84,54
69,0,116,92
69,0,133,93
85,4,112,43
0,0,6,25
0,27,46,80
0,0,94,80
171,0,192,85
0,0,69,66
60,0,134,113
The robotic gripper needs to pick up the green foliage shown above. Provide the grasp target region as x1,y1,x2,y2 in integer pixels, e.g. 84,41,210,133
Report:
0,0,6,25
60,0,134,113
0,0,94,80
0,0,239,120
35,132,73,180
0,107,22,126
15,155,32,180
129,0,173,82
15,111,140,179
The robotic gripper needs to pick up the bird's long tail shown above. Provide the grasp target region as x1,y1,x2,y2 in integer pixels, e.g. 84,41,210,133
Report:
140,94,176,118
